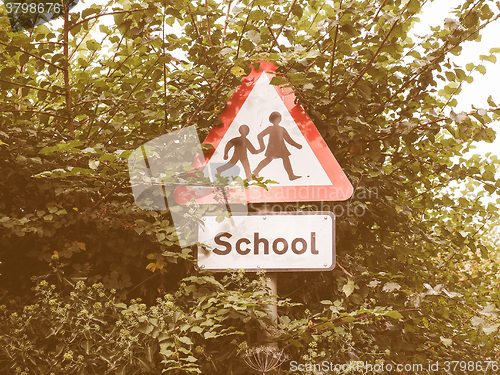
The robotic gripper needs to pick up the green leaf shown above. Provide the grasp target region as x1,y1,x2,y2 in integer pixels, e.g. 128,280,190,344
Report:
270,76,287,86
482,170,495,181
86,40,100,51
440,337,452,347
291,4,303,18
342,279,355,297
482,323,500,335
384,311,404,320
445,71,455,81
483,55,497,63
230,66,245,76
455,68,467,81
88,160,100,170
204,331,217,339
382,282,401,292
82,7,100,19
80,340,91,354
177,336,193,345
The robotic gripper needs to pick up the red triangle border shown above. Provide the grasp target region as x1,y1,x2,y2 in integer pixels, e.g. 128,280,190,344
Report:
176,61,353,204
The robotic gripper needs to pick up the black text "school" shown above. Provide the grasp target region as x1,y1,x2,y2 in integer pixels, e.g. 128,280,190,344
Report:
212,232,319,255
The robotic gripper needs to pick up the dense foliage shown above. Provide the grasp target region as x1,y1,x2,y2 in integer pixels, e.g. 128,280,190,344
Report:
0,0,499,373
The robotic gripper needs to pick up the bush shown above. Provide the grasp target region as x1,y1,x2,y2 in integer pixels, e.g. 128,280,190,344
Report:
0,258,286,374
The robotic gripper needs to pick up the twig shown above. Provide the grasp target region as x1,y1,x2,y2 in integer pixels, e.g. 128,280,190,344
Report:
235,0,255,59
220,0,233,48
328,0,343,99
268,0,297,52
283,308,420,349
332,19,399,105
70,8,152,30
0,41,63,71
259,6,283,53
205,0,213,46
0,79,62,95
0,109,65,118
336,260,353,279
127,272,159,295
63,3,74,138
371,13,500,116
184,66,233,128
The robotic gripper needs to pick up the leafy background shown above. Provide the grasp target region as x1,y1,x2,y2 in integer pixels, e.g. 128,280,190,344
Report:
0,0,499,374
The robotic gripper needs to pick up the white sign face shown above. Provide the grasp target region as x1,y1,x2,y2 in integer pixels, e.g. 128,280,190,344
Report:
197,212,335,272
203,73,332,186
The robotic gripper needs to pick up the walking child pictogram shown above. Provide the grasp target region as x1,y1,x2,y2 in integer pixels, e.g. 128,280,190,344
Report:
216,124,259,180
253,111,303,181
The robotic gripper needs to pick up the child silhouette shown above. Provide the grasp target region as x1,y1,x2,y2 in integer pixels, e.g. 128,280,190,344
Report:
216,125,259,180
253,111,302,180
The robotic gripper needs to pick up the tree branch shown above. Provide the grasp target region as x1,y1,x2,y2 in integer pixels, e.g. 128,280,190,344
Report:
205,0,213,46
0,41,63,71
268,0,297,52
186,2,216,71
220,0,233,48
283,308,420,349
70,8,152,30
185,66,233,129
0,109,66,118
235,0,255,59
0,79,62,95
332,19,399,105
163,9,169,129
336,260,353,278
63,3,74,138
328,0,343,99
344,0,388,73
258,6,283,54
92,56,163,143
371,13,500,116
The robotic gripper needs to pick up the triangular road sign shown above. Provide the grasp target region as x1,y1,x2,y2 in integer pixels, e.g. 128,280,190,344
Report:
176,61,353,204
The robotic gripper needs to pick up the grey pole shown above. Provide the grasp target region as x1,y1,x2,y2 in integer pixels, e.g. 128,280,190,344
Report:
255,203,278,346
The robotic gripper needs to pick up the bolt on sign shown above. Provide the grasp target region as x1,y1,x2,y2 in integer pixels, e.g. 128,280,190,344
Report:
198,212,335,272
175,61,353,205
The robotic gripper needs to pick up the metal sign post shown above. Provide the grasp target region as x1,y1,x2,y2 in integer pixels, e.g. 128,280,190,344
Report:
256,203,278,346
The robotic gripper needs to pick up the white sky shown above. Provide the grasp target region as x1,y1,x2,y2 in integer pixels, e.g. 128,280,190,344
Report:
414,0,500,158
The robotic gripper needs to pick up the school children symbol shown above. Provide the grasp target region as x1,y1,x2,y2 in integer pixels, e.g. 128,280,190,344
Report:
174,61,353,204
216,112,303,181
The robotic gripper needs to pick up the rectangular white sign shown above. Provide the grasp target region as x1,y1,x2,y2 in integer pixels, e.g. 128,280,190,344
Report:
197,212,335,272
